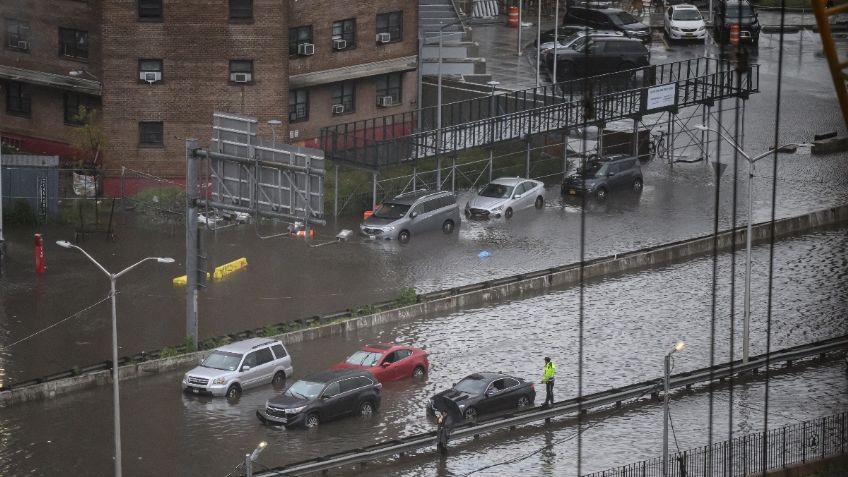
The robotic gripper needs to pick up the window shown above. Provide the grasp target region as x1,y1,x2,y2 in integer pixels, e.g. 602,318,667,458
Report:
339,378,358,393
255,347,274,365
242,351,258,369
289,26,313,56
230,0,253,20
5,81,31,116
353,376,373,388
138,0,163,19
229,60,253,82
59,28,88,60
376,11,402,42
139,121,164,146
289,89,309,122
395,349,411,360
322,381,340,397
138,59,163,82
271,344,287,359
502,377,520,389
331,81,355,114
6,19,31,50
63,93,85,125
331,19,356,49
376,73,402,105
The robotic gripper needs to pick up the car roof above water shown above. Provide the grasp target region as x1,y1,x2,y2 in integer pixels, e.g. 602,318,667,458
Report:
389,190,453,206
302,368,374,383
213,338,280,354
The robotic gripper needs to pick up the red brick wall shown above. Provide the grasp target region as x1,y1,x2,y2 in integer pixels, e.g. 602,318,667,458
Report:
100,0,289,176
0,0,102,150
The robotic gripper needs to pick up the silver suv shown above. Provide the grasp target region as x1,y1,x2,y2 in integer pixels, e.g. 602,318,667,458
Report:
360,190,460,244
182,338,294,400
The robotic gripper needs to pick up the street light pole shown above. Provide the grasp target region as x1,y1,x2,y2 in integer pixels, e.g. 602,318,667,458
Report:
536,1,542,88
695,125,809,364
245,441,267,477
487,80,500,182
55,241,174,477
663,341,685,477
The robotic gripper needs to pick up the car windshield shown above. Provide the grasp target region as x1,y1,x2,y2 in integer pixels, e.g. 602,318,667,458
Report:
726,5,755,17
673,9,702,20
346,351,383,367
478,183,514,199
611,12,640,25
372,202,410,220
454,376,490,395
559,32,581,45
284,380,325,400
580,160,606,178
201,351,243,371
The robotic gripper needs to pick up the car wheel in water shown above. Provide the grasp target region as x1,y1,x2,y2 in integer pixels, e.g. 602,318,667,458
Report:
463,406,478,421
632,178,643,193
442,219,455,234
360,401,375,417
305,413,320,428
272,371,286,388
517,395,531,408
226,385,241,401
412,366,427,379
504,207,513,219
595,187,608,201
398,230,411,244
535,196,544,209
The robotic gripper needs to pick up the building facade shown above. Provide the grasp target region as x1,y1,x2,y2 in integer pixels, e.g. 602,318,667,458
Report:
1,0,418,178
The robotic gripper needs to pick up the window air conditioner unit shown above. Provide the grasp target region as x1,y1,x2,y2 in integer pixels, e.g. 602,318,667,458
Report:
297,43,315,55
377,96,394,107
140,71,162,83
231,72,252,83
332,104,345,114
376,33,391,44
16,40,29,50
333,39,347,50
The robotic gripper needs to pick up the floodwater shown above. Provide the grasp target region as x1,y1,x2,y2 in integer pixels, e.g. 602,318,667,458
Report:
0,229,845,476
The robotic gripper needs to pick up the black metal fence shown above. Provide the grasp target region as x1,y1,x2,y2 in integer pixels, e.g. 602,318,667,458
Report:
319,57,759,170
583,412,847,477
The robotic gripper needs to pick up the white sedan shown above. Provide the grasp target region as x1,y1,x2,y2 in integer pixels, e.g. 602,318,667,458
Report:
664,4,707,41
465,177,545,219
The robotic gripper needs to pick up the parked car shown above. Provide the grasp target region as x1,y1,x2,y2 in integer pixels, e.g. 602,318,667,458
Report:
550,37,650,79
257,369,381,428
529,25,588,48
465,177,545,219
332,343,429,383
713,0,760,44
540,30,624,70
360,190,460,244
563,7,651,42
182,338,293,400
561,154,643,200
426,372,536,421
664,4,707,41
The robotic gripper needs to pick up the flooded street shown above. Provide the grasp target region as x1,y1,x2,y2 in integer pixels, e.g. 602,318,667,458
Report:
1,229,845,476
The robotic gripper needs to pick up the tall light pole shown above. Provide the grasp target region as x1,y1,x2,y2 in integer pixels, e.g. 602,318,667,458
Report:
56,240,174,477
267,119,282,147
245,441,267,477
553,0,560,85
536,1,542,87
663,340,685,477
695,125,810,364
487,80,500,182
436,20,463,191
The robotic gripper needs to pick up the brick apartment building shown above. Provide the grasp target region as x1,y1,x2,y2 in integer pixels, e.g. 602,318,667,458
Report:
0,0,418,179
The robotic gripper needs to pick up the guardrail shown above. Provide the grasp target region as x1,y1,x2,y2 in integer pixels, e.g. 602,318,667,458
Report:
584,412,848,477
254,335,848,476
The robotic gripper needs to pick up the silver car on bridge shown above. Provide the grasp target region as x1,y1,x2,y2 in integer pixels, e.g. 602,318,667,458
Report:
464,177,546,219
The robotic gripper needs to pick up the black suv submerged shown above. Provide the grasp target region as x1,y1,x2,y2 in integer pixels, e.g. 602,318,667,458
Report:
257,369,381,428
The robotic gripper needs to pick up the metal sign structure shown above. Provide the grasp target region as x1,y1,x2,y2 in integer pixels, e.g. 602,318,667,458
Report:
183,112,326,347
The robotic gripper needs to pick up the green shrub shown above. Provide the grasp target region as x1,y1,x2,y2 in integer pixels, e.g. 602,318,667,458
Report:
183,336,197,353
259,324,282,337
160,346,179,358
397,287,417,306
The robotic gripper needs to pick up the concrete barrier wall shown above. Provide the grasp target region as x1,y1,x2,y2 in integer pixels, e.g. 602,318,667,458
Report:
3,204,846,406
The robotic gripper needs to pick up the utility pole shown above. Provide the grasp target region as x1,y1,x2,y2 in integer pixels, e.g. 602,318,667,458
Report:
0,138,4,272
185,139,199,348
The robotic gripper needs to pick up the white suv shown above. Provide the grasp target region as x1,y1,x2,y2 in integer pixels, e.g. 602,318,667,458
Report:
182,338,294,400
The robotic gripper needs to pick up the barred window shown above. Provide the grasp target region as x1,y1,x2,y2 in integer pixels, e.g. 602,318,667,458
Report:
230,0,253,19
6,81,31,116
138,0,163,19
331,19,356,49
289,89,309,122
376,73,402,104
59,27,88,60
64,93,85,125
6,19,31,50
288,26,312,56
139,121,164,146
331,81,355,114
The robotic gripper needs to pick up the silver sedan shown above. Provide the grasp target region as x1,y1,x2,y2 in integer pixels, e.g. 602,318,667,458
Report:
464,177,545,219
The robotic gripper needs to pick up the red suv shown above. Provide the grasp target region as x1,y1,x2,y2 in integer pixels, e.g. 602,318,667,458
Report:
332,343,429,383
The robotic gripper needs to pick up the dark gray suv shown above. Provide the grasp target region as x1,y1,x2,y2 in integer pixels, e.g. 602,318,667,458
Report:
562,155,643,200
257,369,381,429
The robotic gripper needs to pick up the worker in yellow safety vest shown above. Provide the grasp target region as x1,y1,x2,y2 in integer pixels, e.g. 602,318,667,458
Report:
541,356,556,408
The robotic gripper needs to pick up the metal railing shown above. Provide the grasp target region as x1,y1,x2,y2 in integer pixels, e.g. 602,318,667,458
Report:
583,412,848,477
319,57,758,169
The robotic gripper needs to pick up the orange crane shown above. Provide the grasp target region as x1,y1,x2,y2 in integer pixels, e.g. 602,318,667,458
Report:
813,0,848,129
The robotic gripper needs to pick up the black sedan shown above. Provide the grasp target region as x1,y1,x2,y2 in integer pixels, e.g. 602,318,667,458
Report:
427,372,536,421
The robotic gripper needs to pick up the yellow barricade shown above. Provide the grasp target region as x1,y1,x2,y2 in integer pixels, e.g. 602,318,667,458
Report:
172,257,248,285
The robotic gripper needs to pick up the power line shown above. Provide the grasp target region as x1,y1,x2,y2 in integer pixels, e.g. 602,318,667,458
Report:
1,294,112,349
